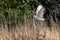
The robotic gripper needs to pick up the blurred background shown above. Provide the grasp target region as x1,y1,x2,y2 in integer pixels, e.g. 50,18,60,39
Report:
0,0,60,28
0,0,60,40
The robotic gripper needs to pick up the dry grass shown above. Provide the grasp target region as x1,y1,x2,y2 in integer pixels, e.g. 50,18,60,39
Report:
0,22,60,40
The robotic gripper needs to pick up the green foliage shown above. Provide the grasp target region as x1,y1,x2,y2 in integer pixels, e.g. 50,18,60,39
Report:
0,0,60,27
0,0,35,26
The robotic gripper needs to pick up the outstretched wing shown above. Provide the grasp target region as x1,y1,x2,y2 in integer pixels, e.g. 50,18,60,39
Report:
38,7,45,18
36,5,43,15
34,5,45,21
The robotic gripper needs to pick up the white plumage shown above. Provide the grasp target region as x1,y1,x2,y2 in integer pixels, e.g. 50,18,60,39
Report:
34,5,45,21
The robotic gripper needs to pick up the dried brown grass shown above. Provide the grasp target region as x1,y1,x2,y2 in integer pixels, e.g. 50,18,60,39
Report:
0,22,60,40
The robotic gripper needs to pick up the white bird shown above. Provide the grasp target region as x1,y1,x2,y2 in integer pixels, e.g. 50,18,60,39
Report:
34,5,45,21
33,5,45,28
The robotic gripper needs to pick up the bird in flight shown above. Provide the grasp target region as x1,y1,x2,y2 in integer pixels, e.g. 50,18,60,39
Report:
34,5,45,21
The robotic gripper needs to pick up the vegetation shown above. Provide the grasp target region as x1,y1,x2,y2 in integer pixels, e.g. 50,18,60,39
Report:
0,23,60,40
0,0,60,40
0,0,60,28
0,0,60,27
0,0,34,28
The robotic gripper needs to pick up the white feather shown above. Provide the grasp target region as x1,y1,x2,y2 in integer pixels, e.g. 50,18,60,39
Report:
35,5,45,21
